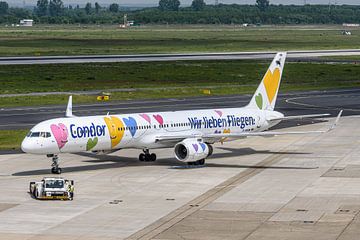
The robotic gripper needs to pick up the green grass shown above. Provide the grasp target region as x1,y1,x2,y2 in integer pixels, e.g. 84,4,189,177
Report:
0,25,359,56
1,60,360,100
0,130,28,151
2,60,360,94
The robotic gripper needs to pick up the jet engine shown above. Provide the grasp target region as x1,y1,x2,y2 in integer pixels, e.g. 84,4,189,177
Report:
174,139,212,162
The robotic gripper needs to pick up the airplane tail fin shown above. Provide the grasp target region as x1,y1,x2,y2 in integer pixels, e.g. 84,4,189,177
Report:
247,52,287,111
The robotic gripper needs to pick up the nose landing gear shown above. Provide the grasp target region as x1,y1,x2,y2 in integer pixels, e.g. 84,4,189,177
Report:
139,149,157,162
47,154,62,174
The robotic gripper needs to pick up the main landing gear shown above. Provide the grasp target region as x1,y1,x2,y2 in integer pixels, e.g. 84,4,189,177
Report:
47,154,62,174
187,159,205,166
139,149,157,162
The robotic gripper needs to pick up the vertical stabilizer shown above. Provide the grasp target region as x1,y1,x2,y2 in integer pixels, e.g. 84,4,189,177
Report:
247,52,287,111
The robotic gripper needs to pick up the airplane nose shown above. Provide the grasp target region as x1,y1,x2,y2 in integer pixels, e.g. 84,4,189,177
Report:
21,138,32,153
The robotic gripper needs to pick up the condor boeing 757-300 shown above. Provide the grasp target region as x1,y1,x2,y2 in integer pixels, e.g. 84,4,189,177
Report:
21,52,342,174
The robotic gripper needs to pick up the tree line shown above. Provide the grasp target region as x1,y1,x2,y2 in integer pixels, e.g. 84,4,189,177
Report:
0,0,359,25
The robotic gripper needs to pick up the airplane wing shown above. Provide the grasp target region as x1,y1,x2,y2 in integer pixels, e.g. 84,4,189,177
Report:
155,110,342,143
268,113,330,122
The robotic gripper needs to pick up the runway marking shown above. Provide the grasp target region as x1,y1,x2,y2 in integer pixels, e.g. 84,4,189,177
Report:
286,94,360,112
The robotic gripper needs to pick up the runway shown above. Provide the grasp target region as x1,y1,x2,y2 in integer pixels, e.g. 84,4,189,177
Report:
1,88,359,130
0,49,359,65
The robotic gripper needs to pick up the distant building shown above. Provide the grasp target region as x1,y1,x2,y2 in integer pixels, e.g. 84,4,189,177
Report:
342,23,359,27
119,14,138,28
20,19,33,27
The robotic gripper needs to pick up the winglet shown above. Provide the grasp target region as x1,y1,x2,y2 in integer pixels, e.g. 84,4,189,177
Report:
66,96,73,117
329,110,343,131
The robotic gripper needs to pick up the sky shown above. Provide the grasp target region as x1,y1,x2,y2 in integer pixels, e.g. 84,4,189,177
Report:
10,0,360,7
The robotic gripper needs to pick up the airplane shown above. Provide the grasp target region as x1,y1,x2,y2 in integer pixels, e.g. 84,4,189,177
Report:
21,52,342,174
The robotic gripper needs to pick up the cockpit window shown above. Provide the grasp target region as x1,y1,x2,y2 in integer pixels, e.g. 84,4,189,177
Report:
31,132,40,137
39,132,51,138
27,131,51,138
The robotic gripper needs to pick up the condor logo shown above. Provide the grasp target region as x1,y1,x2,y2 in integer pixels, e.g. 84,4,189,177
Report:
70,123,106,139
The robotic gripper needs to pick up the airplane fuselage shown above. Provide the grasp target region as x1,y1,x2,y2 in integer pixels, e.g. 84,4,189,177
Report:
21,107,282,155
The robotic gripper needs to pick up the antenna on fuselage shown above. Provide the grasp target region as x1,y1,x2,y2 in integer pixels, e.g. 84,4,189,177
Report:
66,96,73,117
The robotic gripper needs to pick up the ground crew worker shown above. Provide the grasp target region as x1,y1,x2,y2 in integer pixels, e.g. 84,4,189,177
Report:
68,182,74,200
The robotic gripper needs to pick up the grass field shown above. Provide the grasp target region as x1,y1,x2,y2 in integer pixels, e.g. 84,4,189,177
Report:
0,130,28,151
0,25,359,56
0,60,360,107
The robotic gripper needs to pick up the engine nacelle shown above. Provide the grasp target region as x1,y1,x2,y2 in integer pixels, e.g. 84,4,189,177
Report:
174,139,211,162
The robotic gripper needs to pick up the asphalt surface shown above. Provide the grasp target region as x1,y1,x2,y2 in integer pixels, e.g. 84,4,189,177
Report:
1,88,359,131
0,49,360,65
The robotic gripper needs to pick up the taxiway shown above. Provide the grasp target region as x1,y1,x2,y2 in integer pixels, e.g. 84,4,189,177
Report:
0,88,359,130
0,115,359,240
0,49,359,65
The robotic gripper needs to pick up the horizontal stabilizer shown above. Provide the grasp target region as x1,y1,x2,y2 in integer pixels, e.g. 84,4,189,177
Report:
268,113,330,122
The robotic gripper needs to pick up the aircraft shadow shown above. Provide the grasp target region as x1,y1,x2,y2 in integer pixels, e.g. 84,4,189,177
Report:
12,147,315,176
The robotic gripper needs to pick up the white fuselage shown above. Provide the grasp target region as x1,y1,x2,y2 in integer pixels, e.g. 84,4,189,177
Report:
21,107,282,155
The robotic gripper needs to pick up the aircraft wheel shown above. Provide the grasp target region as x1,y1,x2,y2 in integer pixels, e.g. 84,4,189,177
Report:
51,167,62,174
139,153,146,162
150,153,157,162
